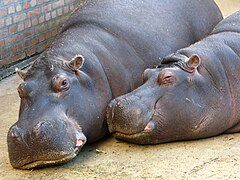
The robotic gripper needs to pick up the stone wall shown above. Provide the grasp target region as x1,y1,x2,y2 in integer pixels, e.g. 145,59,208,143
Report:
0,0,81,69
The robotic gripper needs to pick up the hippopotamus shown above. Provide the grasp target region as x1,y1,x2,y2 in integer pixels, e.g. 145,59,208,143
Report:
7,0,222,169
107,11,240,145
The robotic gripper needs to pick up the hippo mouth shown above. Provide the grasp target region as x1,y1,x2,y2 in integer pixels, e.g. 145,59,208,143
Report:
20,148,79,169
8,126,87,169
18,139,85,169
19,133,86,170
112,119,156,144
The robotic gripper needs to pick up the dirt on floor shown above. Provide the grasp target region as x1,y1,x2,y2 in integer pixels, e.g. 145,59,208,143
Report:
1,1,240,179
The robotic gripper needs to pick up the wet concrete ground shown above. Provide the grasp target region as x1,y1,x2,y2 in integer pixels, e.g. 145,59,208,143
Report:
0,1,240,179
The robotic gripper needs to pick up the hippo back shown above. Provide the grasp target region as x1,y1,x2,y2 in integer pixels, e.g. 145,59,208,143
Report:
62,0,223,66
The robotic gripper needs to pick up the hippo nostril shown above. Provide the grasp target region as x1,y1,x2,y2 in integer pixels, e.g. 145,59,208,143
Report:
34,121,46,129
32,121,50,137
9,125,23,142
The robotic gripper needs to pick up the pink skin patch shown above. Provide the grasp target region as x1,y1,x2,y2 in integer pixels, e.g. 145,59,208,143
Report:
117,99,122,105
143,120,155,132
75,132,86,147
76,139,83,147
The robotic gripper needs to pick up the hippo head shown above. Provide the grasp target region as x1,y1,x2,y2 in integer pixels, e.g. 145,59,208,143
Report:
7,53,109,169
107,54,220,144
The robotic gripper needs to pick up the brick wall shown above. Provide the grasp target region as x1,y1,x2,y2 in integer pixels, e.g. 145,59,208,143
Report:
0,0,81,69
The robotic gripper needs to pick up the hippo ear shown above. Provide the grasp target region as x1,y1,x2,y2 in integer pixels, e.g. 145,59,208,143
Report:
68,54,85,70
186,54,201,70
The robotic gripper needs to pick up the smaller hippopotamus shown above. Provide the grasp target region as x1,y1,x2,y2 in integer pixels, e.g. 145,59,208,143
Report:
106,11,240,144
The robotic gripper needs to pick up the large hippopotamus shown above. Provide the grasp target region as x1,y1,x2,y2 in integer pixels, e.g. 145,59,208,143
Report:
7,0,222,169
107,11,240,145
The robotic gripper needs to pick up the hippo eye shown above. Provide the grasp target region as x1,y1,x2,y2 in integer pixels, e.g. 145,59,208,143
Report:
61,80,68,87
158,71,175,85
52,75,70,92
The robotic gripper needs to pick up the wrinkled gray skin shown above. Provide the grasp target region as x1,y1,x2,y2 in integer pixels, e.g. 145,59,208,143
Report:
7,0,222,169
107,11,240,145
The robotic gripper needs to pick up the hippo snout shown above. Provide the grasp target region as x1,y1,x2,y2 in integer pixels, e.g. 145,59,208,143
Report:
107,98,134,133
7,118,86,169
107,96,152,135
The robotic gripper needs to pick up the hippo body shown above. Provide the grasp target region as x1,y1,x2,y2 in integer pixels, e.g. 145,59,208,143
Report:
107,11,240,145
7,0,222,169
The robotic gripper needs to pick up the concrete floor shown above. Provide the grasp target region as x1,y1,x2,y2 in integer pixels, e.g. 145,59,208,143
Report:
0,1,240,179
